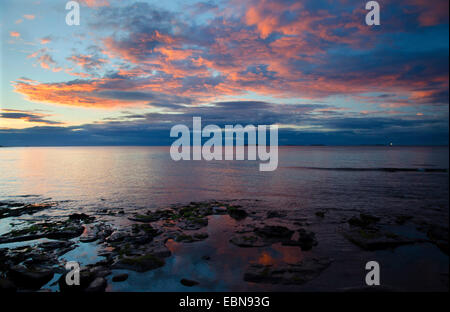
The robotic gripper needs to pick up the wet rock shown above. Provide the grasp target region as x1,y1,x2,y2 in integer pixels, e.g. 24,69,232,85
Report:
343,228,416,250
283,229,318,250
85,277,107,292
180,278,199,287
112,273,128,282
227,206,248,220
0,203,51,219
181,202,214,218
244,257,332,285
0,218,85,244
131,223,161,237
178,217,208,230
0,201,25,208
315,211,326,218
106,231,129,243
47,225,85,240
38,240,74,251
113,253,165,272
129,209,175,223
69,213,94,222
254,226,294,239
8,265,54,290
146,244,172,258
25,253,57,267
89,265,111,278
80,236,98,243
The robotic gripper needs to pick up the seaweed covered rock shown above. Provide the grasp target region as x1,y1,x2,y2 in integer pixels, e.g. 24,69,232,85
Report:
112,253,165,272
254,225,294,239
0,218,85,244
343,227,416,250
0,203,51,219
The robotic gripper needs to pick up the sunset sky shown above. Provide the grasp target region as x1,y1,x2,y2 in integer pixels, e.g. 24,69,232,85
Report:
0,0,448,146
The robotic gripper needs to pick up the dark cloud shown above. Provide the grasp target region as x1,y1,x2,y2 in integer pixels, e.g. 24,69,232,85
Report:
2,100,447,146
0,111,62,125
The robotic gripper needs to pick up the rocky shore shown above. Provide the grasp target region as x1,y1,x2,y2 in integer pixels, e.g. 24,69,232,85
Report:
0,198,448,292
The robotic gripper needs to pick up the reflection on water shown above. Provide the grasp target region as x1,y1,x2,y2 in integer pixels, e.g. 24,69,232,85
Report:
0,146,448,291
0,146,448,214
108,215,307,291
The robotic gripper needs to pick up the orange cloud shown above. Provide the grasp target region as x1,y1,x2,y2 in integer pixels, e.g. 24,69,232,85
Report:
12,79,148,109
10,31,20,37
40,37,51,44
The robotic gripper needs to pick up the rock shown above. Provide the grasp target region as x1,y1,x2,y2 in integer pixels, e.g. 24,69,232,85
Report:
89,266,111,278
147,245,172,258
315,211,325,218
227,206,248,220
128,209,175,223
38,241,73,250
85,277,107,292
244,257,333,285
113,254,165,272
254,226,294,239
178,218,208,230
47,225,84,240
112,273,128,282
8,265,54,290
212,206,228,214
266,211,287,218
106,231,128,243
0,203,51,219
131,224,161,237
69,213,94,222
343,228,416,250
80,236,98,243
283,229,318,250
180,278,199,287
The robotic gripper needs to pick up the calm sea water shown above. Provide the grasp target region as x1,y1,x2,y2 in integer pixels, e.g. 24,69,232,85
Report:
0,146,448,291
0,146,448,213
